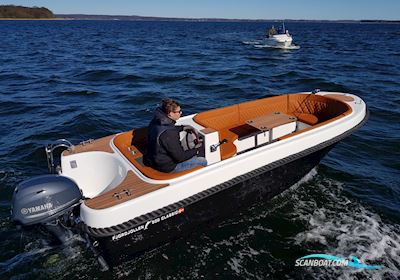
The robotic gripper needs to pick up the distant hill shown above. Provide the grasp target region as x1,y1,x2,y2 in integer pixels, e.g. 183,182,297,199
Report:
56,14,400,23
0,5,54,19
2,7,397,23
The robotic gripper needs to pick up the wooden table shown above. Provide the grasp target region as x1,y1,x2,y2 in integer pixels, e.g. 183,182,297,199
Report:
245,112,297,142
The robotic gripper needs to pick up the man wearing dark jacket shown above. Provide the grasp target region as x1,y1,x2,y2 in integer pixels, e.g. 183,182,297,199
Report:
143,99,207,173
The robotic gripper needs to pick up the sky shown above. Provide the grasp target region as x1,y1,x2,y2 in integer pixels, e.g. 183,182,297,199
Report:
1,0,399,20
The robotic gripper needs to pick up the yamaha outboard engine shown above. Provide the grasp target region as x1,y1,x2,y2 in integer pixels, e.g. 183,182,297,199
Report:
11,174,82,243
11,140,109,271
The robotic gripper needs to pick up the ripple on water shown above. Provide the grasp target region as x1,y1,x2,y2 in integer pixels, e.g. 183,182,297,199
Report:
288,78,351,92
0,73,34,82
0,101,42,116
57,90,99,96
72,69,144,83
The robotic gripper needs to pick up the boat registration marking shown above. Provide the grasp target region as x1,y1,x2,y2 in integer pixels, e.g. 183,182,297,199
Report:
111,208,185,241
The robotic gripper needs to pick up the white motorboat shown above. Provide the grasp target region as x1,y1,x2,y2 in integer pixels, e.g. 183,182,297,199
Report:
11,90,368,269
264,22,296,48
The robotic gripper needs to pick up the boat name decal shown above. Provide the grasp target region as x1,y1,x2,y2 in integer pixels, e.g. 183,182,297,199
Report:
21,203,53,215
112,208,185,241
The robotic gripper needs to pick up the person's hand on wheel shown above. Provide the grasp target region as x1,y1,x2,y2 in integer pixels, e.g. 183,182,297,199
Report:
182,125,194,132
194,137,203,149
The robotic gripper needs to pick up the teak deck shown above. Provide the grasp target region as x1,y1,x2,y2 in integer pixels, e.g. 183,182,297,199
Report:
63,134,115,156
84,171,168,209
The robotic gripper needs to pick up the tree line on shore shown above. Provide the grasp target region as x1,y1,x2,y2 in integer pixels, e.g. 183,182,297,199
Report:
0,5,54,19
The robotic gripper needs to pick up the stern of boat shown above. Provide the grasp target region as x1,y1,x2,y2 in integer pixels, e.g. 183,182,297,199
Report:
60,150,128,199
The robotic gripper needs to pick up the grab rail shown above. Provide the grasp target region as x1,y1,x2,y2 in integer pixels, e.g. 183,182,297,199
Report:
45,139,74,174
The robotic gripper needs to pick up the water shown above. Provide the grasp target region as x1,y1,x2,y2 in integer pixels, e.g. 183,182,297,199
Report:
0,20,399,279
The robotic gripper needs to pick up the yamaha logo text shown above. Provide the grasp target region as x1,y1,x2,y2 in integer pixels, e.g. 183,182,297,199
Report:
20,203,53,215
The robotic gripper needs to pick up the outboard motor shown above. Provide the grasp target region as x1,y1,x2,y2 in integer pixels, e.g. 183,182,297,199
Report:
11,174,82,243
11,140,110,271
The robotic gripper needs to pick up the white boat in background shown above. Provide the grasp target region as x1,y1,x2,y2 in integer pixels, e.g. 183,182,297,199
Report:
263,22,298,49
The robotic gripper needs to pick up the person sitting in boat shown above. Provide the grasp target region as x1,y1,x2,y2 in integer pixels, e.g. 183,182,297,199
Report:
144,99,207,173
268,25,277,37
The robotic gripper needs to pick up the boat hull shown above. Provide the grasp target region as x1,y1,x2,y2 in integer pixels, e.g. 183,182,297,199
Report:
93,143,335,265
264,34,293,47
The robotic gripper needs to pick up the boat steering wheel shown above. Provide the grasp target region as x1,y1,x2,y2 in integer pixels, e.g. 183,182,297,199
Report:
185,128,200,150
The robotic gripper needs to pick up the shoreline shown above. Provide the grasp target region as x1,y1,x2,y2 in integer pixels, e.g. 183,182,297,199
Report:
0,18,71,20
1,17,399,24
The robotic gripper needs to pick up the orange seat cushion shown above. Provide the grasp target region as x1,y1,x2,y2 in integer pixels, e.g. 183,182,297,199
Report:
193,104,239,130
296,113,319,125
114,131,203,180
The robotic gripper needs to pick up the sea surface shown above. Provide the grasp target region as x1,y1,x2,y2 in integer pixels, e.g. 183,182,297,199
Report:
0,20,399,279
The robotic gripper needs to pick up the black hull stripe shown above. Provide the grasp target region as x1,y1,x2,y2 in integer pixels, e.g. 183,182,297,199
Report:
82,110,369,238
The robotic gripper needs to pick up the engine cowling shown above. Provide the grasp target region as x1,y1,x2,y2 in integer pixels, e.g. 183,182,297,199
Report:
11,175,82,226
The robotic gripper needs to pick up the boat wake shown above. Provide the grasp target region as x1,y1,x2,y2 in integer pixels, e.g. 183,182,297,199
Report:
255,44,300,50
0,247,52,272
209,172,400,279
242,40,300,50
291,177,400,280
0,238,53,277
0,234,93,279
242,40,261,45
